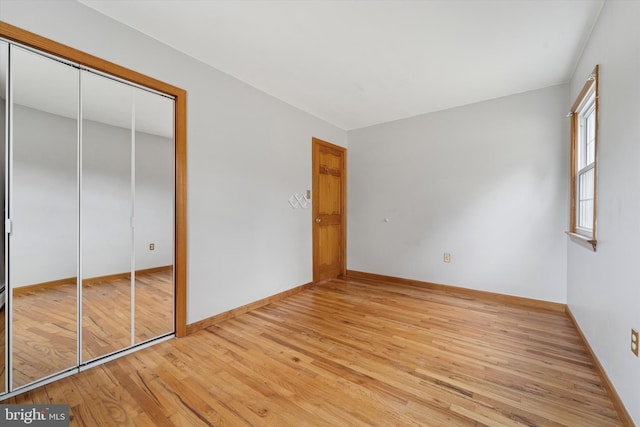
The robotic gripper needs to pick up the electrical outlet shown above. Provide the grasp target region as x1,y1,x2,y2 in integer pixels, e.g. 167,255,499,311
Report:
149,243,155,251
443,253,451,263
632,329,639,357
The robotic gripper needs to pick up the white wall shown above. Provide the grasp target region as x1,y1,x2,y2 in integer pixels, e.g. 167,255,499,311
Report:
0,1,347,322
348,85,568,303
566,1,640,424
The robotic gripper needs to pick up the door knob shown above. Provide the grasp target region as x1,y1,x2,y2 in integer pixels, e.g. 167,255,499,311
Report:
315,218,321,223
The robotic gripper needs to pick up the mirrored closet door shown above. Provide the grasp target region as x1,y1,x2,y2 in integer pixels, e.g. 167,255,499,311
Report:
80,70,175,363
10,46,79,389
1,42,175,394
0,41,7,396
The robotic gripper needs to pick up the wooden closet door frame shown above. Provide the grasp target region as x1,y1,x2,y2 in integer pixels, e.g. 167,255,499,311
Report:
0,22,188,337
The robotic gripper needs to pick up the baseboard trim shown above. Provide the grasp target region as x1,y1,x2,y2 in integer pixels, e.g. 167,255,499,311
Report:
13,265,173,296
565,307,634,427
186,282,314,335
344,270,566,312
13,277,76,295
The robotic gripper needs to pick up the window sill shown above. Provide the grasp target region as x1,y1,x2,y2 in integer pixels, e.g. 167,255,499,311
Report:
565,231,597,252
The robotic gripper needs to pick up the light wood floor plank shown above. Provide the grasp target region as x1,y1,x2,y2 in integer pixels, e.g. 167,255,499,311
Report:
3,277,626,426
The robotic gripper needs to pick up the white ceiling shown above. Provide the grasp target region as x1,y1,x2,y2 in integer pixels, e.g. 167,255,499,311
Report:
78,0,604,130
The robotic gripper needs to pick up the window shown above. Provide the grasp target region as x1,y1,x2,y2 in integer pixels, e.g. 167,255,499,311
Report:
569,65,599,250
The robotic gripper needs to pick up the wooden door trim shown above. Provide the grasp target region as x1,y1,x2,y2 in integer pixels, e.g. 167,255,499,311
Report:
0,21,188,337
312,137,346,283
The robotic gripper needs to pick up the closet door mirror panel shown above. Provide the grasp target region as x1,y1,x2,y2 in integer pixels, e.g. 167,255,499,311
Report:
0,41,7,395
81,70,133,362
133,88,174,344
10,46,79,389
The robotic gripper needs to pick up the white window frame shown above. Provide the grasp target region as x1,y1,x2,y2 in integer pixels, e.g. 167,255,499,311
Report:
575,87,596,235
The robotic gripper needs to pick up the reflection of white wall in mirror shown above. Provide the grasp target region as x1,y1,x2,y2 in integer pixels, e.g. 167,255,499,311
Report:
10,46,80,288
11,105,77,287
134,86,174,271
11,106,173,287
135,131,174,271
82,122,173,277
82,118,132,279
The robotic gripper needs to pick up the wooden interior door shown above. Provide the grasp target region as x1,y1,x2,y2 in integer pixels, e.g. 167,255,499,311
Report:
312,138,346,283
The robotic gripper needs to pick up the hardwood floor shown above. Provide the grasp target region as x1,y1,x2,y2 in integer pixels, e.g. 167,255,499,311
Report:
3,276,625,426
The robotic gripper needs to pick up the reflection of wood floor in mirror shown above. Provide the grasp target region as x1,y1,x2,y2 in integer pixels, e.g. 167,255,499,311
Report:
11,268,173,389
12,282,77,389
